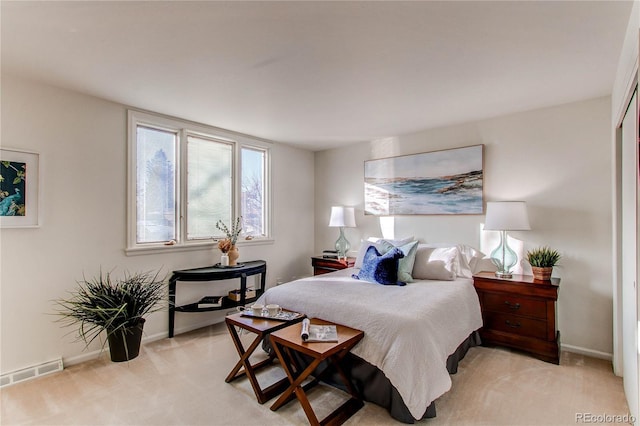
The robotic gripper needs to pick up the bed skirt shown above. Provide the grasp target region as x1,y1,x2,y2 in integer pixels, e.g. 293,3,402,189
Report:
264,330,481,424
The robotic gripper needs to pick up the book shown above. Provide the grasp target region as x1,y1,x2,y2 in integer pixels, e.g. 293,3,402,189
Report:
197,296,223,308
322,250,339,259
302,321,338,342
322,254,339,259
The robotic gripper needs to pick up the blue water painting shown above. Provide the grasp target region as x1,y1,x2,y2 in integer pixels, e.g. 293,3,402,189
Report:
364,145,483,215
0,160,26,216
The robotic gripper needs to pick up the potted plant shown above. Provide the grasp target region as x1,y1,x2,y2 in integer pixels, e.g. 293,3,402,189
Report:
216,216,242,266
55,269,167,362
526,246,561,281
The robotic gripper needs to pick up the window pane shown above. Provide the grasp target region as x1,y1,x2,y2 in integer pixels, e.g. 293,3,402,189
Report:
136,126,176,243
187,136,233,240
241,147,265,237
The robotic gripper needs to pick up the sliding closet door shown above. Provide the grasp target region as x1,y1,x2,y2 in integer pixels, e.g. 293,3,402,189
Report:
621,89,639,421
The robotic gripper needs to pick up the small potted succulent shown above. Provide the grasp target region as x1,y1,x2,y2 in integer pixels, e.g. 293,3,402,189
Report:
526,246,561,281
55,269,167,362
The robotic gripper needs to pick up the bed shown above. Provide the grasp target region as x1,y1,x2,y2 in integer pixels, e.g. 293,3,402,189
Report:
256,241,487,423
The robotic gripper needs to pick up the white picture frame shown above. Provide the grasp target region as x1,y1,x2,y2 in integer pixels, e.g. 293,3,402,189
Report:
0,148,40,228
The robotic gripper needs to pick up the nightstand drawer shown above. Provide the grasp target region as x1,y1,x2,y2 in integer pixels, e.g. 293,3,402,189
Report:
482,293,547,320
313,259,345,270
314,267,336,276
483,312,547,340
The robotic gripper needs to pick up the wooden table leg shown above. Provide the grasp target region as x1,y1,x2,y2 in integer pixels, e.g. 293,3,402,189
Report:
295,386,321,426
225,322,255,382
270,341,324,412
269,338,364,426
225,322,288,404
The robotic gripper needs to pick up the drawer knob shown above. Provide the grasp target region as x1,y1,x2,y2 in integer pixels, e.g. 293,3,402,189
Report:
504,301,521,310
505,320,521,328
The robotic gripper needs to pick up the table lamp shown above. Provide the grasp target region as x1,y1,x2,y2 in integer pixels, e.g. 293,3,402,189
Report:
484,201,530,278
329,206,356,260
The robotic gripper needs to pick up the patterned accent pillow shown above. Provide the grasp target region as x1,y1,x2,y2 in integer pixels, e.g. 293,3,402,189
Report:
354,236,415,268
352,245,406,286
379,240,419,283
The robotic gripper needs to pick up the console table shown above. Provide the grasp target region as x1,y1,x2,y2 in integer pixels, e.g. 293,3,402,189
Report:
168,260,267,337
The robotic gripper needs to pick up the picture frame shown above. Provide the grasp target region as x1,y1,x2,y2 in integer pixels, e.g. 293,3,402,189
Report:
364,144,484,215
0,148,40,228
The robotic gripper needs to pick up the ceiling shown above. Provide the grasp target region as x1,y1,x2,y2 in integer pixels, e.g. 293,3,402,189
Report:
1,1,633,151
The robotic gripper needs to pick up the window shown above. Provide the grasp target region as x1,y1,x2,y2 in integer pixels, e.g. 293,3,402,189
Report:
127,110,270,253
186,135,233,241
241,147,266,237
136,126,177,244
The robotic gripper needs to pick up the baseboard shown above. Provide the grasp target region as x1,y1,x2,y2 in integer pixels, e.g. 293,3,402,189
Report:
561,343,613,361
0,358,64,388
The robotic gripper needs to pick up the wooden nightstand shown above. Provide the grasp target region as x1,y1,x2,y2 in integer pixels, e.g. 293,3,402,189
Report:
311,256,355,276
473,272,560,364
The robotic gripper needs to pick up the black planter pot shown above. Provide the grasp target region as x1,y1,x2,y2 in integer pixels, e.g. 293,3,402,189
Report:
107,319,145,362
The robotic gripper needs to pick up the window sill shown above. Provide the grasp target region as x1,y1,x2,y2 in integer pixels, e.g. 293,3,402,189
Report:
125,238,274,257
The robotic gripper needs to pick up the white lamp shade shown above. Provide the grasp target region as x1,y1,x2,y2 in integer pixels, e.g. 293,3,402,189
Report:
329,206,356,228
484,201,531,231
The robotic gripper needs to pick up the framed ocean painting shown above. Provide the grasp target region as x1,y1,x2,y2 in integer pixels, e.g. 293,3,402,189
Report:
364,145,484,215
0,148,40,227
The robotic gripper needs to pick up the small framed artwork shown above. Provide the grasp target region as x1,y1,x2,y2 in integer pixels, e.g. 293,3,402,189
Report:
0,148,40,227
364,144,484,215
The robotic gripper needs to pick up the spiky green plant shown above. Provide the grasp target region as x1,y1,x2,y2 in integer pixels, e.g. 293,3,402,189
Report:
55,270,167,349
526,247,561,267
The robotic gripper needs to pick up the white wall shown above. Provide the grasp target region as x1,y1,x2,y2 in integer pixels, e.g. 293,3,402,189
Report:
315,97,614,356
0,75,315,373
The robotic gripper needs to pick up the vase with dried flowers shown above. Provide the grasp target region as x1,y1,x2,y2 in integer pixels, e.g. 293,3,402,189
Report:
216,217,242,266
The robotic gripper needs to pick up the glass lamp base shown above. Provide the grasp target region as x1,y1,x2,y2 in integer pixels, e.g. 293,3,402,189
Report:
490,231,517,280
334,227,350,260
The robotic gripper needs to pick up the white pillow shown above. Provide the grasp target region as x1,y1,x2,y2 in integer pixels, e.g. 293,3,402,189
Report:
412,246,459,281
366,236,415,246
458,244,486,277
470,256,498,274
415,243,484,278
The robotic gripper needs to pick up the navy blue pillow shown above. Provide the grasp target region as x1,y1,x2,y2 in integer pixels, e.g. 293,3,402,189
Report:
352,245,406,286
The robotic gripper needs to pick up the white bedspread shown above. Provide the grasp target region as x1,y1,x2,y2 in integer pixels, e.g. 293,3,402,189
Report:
257,268,483,419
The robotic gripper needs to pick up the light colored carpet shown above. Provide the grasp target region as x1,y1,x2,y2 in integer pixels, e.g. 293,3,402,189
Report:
0,322,630,425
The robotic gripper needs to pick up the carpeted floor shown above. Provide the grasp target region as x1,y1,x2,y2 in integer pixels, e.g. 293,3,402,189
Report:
0,322,630,425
